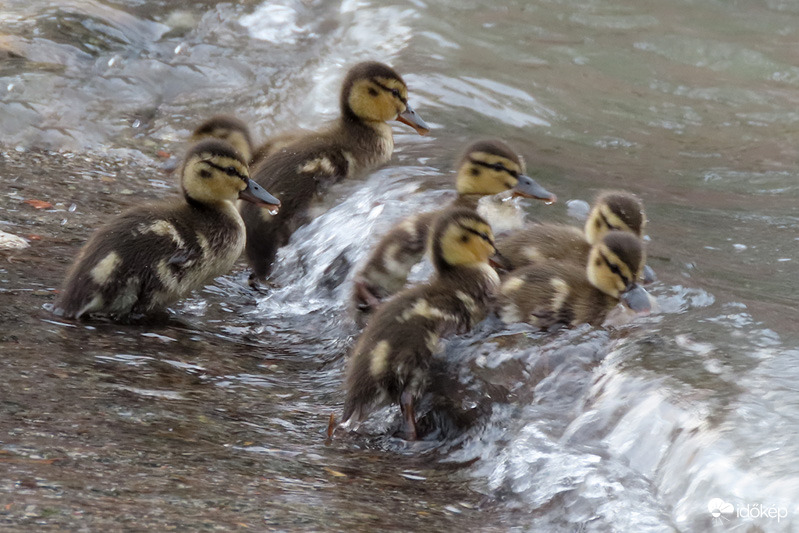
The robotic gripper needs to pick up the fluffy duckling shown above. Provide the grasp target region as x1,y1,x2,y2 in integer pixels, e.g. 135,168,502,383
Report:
342,209,500,440
53,139,280,320
496,231,651,329
240,61,429,284
191,115,254,164
191,115,300,170
351,139,556,324
496,191,648,273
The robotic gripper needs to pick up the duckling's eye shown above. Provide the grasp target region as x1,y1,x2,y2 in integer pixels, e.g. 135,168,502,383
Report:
600,254,629,285
368,87,378,97
391,88,401,99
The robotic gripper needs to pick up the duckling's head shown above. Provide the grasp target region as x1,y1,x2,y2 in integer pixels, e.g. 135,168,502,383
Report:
584,191,646,244
454,139,556,202
182,139,280,210
190,115,253,163
587,231,651,312
429,208,497,272
341,61,429,135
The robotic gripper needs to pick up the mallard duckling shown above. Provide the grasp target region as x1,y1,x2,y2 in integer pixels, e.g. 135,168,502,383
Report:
191,115,254,164
351,139,556,323
496,191,650,275
240,61,430,284
342,209,500,440
249,130,306,169
53,139,280,320
496,231,651,329
191,115,300,170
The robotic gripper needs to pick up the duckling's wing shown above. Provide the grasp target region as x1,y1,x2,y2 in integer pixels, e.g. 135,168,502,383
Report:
166,247,201,269
352,210,438,320
242,146,351,280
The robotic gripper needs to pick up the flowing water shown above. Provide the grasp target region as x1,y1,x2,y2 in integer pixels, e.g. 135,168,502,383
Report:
1,0,798,531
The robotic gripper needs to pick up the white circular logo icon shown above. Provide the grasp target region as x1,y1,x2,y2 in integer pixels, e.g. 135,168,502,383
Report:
708,498,735,518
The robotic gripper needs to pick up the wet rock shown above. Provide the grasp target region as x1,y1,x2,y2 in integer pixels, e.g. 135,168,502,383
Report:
0,230,29,249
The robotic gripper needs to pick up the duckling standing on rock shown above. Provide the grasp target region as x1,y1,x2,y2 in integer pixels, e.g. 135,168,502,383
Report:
341,209,501,440
240,61,429,285
53,139,281,320
496,231,651,329
351,139,556,324
496,190,654,282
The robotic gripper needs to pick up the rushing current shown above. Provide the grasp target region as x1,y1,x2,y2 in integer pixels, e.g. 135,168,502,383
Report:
1,0,798,531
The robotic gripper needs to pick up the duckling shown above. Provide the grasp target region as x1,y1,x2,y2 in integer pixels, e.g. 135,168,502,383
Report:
191,115,301,170
351,139,556,324
496,191,651,277
53,139,280,320
191,115,254,164
342,208,500,440
240,61,429,284
496,231,651,329
249,130,306,169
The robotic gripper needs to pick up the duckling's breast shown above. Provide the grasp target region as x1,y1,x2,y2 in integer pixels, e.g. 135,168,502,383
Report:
343,121,394,178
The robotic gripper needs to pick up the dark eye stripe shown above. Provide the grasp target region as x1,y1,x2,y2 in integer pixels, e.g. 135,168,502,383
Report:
597,210,621,231
469,158,518,178
372,80,407,105
462,225,493,245
203,160,247,181
600,252,630,287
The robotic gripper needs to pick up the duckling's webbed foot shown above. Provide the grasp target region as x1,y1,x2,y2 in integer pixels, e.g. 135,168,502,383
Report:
399,389,418,441
248,273,278,292
353,280,383,311
319,247,353,293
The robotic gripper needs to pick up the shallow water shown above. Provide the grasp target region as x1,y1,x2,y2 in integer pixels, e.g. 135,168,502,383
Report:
1,0,799,531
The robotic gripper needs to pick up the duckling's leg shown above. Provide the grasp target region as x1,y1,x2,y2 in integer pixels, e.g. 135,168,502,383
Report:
353,280,382,311
399,389,418,441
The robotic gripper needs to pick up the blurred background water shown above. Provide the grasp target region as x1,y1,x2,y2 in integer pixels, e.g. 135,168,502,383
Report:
1,0,798,531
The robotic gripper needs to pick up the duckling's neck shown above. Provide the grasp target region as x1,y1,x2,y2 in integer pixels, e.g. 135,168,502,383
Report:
184,193,240,218
434,262,500,294
451,194,482,211
336,115,395,175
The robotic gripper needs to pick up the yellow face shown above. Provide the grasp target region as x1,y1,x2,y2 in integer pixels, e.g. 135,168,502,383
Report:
192,128,252,163
348,76,409,122
182,151,250,204
439,218,496,266
586,242,641,298
455,151,525,195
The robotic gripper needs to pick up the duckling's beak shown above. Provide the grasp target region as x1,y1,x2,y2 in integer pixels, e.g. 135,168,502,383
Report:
620,284,651,314
489,248,512,272
641,264,657,285
240,178,281,214
513,174,557,204
396,103,430,135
